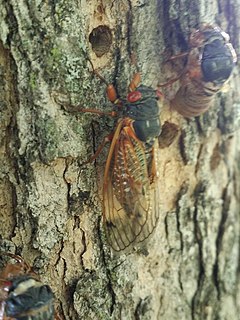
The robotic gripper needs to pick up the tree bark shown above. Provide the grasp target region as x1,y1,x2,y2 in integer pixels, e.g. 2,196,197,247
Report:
0,1,239,319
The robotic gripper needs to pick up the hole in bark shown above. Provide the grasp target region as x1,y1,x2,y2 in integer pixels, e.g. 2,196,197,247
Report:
89,25,112,57
210,143,221,170
158,121,179,148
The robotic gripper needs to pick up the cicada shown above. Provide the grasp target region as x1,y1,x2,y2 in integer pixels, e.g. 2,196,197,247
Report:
74,72,163,251
0,252,55,320
161,25,237,118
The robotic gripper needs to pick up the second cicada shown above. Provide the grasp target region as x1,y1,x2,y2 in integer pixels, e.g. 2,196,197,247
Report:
164,25,237,118
74,72,163,251
0,252,55,320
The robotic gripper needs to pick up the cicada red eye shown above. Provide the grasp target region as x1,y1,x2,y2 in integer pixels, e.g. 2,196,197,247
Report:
0,280,12,292
127,90,142,103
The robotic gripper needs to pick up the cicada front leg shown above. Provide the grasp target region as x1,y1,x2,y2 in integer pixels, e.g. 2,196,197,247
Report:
128,73,141,92
83,132,114,165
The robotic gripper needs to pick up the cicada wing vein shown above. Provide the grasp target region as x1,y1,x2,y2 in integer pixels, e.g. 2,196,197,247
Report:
103,120,160,251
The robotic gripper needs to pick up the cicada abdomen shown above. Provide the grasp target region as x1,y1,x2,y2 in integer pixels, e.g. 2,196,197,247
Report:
0,252,55,320
170,25,237,118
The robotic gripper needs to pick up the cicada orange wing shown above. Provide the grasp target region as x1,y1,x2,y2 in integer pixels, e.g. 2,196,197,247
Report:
102,118,160,251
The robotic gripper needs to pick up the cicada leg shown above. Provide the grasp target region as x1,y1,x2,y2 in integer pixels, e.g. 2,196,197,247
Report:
166,51,189,62
158,75,182,87
83,132,114,165
87,58,124,108
158,51,189,87
0,252,31,273
88,60,141,107
128,73,141,92
107,73,142,104
106,84,121,105
55,311,64,320
0,300,6,320
158,64,190,88
72,107,117,117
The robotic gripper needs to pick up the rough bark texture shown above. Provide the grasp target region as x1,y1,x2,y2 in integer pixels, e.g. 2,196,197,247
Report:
0,1,239,319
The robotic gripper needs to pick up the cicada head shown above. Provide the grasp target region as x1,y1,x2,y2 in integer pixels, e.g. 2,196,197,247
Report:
0,253,55,319
5,275,54,319
193,26,238,85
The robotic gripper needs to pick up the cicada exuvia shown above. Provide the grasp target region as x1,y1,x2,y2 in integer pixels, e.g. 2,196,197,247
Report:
160,25,237,118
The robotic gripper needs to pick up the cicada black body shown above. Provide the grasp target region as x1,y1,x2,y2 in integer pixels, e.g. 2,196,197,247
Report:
102,80,162,251
0,253,55,320
168,25,237,118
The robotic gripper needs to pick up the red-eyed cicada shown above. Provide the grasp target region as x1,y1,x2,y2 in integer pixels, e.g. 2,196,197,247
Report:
161,25,237,118
68,71,163,251
0,252,56,320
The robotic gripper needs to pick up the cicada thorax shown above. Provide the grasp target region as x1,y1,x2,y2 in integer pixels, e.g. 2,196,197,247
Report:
126,85,162,146
126,85,162,181
103,84,162,251
0,253,55,320
170,25,237,118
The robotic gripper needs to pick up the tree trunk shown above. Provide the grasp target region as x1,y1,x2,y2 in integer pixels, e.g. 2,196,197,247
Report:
0,1,239,319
